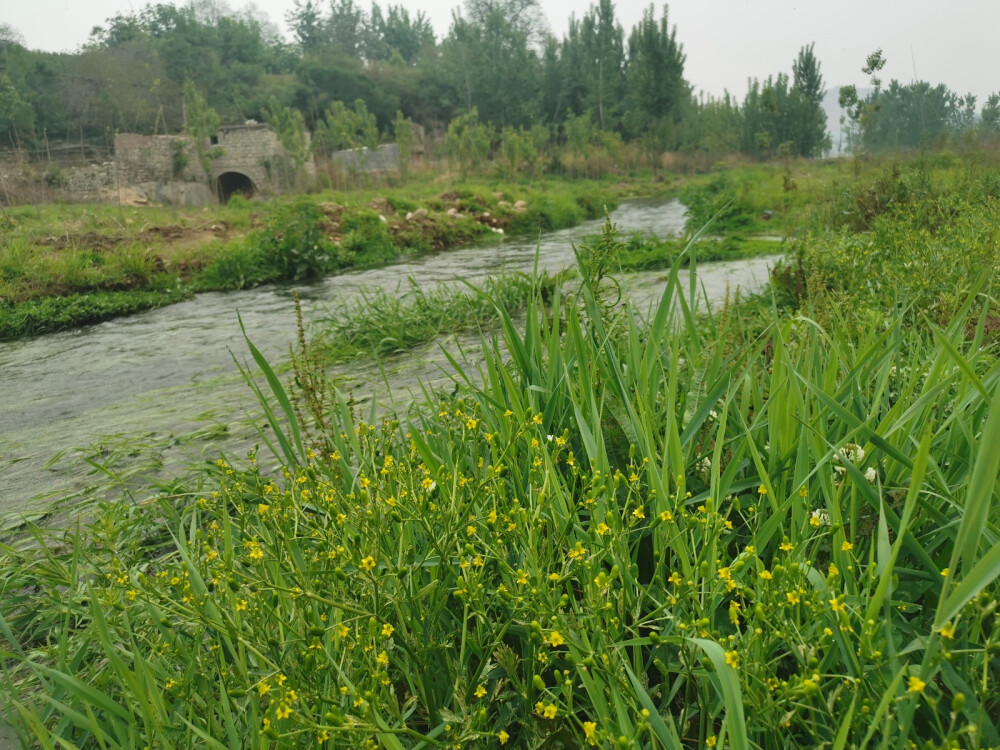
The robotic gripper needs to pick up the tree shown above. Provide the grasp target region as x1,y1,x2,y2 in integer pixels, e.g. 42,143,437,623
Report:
445,108,491,177
982,94,1000,137
183,78,221,185
369,4,435,64
264,98,310,187
623,4,688,167
790,43,829,157
442,1,541,128
0,73,32,146
287,1,324,52
393,109,414,176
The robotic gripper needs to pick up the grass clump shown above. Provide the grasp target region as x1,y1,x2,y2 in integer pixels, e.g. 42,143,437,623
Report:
312,273,554,362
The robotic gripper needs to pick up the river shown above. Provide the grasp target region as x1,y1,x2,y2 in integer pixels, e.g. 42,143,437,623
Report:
0,198,779,528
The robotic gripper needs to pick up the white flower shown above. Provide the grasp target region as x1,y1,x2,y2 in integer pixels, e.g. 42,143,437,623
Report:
810,509,830,526
547,435,554,442
865,467,877,483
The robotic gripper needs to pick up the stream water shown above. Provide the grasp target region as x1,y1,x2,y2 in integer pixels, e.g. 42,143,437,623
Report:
0,198,779,527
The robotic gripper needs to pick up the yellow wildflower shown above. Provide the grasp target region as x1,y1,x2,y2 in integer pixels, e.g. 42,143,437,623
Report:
361,556,376,571
907,676,926,693
499,730,510,745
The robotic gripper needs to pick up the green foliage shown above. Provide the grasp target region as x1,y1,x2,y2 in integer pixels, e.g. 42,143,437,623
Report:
0,286,192,338
313,99,379,158
256,198,335,281
739,45,831,161
445,109,492,177
392,110,413,177
182,78,221,182
264,99,310,187
623,4,687,164
313,273,547,360
170,140,189,178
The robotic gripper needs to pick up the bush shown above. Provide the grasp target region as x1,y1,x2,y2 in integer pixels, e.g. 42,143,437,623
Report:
258,199,336,282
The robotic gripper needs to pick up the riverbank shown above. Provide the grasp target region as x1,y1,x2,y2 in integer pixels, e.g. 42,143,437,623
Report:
1,176,667,339
3,157,999,747
0,154,887,340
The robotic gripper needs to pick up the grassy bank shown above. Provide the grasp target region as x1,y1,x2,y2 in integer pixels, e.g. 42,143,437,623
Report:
2,158,1000,748
0,176,651,339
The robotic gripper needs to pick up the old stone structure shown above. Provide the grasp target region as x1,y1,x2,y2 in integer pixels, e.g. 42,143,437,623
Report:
98,123,316,205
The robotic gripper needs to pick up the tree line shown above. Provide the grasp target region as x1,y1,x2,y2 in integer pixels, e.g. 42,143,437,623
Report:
0,0,997,168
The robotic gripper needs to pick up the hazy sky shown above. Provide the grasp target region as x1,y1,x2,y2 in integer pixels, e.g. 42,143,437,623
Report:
4,0,998,103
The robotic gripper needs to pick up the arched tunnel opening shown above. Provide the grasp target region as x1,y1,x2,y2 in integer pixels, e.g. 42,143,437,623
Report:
217,171,255,203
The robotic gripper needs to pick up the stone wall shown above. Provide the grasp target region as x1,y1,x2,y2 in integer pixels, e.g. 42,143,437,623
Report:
327,143,399,173
114,133,203,184
109,124,317,204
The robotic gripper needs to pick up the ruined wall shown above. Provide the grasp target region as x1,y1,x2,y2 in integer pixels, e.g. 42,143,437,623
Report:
327,144,399,173
108,125,317,204
113,133,203,184
213,124,316,192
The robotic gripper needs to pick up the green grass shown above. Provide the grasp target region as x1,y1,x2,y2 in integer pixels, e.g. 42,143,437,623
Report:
2,158,999,748
311,273,558,362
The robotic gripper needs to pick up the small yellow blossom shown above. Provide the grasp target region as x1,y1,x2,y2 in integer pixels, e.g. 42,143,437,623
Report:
499,730,510,745
759,569,773,580
376,651,389,667
787,590,801,605
668,571,682,585
940,567,949,578
724,650,739,668
236,599,248,612
382,623,394,638
276,704,293,720
841,541,854,552
780,541,793,552
907,676,926,693
940,622,956,639
596,522,610,535
548,630,565,647
632,507,645,520
583,721,597,745
361,556,376,571
474,684,487,698
758,484,767,495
